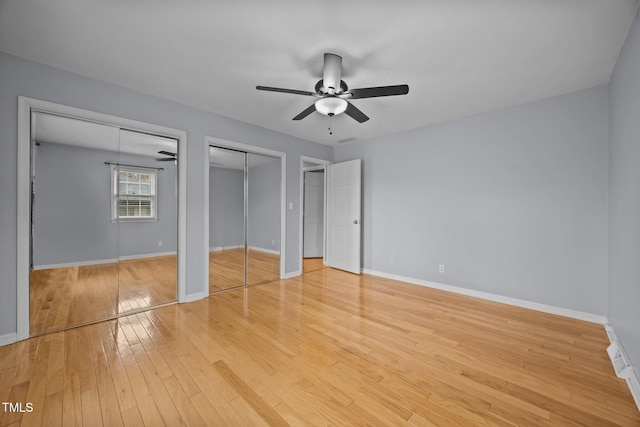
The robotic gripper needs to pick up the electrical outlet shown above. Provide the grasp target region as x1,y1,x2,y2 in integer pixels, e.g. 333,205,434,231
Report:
158,240,163,246
439,264,445,273
390,257,395,265
271,239,275,246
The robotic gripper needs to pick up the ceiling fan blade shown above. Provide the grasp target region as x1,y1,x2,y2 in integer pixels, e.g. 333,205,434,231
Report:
348,84,409,99
155,157,177,162
293,104,317,121
157,150,176,157
256,86,316,97
344,102,369,123
322,53,342,95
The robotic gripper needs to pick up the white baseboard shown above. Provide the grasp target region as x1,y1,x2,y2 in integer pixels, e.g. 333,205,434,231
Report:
34,252,178,269
0,332,17,347
34,258,119,270
119,251,177,261
283,270,302,279
209,245,243,252
605,324,640,412
630,373,640,413
181,290,209,304
209,246,280,255
362,269,608,325
248,246,280,256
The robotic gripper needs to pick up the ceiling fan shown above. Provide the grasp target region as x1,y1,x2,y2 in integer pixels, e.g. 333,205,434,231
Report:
155,150,177,162
256,53,409,123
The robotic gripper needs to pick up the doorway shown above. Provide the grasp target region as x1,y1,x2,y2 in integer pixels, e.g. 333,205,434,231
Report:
206,140,285,294
299,156,330,274
299,157,362,275
17,97,187,340
302,169,325,273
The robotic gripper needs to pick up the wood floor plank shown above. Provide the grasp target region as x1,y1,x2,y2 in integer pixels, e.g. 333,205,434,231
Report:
40,391,63,427
162,376,207,427
212,360,289,427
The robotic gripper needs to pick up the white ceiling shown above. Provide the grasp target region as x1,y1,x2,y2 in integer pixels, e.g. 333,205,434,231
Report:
2,1,637,146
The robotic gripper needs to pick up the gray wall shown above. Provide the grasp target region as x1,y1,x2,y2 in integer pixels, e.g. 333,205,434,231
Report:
209,166,244,249
335,85,609,315
248,159,281,252
0,51,332,337
33,142,178,267
609,10,640,372
209,160,282,252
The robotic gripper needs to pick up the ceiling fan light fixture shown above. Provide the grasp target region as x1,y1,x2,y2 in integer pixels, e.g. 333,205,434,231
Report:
315,97,347,116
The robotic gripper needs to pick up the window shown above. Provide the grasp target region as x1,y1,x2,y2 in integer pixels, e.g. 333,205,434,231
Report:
111,166,157,220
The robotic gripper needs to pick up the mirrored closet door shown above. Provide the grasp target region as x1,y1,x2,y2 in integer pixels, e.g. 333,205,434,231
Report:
209,147,247,293
246,152,281,286
208,146,281,294
29,112,178,335
116,129,178,314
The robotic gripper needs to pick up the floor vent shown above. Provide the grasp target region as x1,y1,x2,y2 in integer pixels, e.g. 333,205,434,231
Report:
607,341,633,379
605,323,640,412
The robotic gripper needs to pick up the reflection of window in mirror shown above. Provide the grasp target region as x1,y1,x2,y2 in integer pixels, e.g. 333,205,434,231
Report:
111,165,157,221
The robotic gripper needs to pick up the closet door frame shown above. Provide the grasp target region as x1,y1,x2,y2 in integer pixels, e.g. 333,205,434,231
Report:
204,136,286,288
16,96,188,341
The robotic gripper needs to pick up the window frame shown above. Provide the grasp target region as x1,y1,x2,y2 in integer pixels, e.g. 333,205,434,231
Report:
111,165,158,222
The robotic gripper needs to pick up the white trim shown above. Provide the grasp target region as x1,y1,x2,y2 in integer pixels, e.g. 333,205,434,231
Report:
248,246,280,256
205,136,287,280
0,332,18,347
118,251,177,261
283,270,302,279
33,258,119,270
17,96,189,340
362,269,609,325
605,324,640,412
33,252,178,269
203,140,211,296
298,156,332,276
16,98,31,341
209,245,243,252
629,373,640,413
180,291,209,304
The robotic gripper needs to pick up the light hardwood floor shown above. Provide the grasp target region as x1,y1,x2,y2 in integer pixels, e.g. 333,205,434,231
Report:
30,256,178,336
30,249,280,335
8,266,639,425
209,248,280,293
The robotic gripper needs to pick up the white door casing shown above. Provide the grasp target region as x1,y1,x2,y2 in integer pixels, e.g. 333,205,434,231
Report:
326,159,361,274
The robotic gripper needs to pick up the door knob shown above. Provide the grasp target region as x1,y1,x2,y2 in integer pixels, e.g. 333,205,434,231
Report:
353,219,359,225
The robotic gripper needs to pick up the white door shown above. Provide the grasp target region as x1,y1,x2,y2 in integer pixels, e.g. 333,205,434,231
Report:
326,159,361,274
303,171,324,258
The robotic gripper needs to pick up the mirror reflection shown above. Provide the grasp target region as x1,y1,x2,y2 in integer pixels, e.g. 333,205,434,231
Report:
29,113,178,335
116,129,178,314
209,147,246,293
208,146,281,294
247,152,281,285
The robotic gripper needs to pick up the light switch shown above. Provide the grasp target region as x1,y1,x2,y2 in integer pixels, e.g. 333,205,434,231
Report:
289,202,293,210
